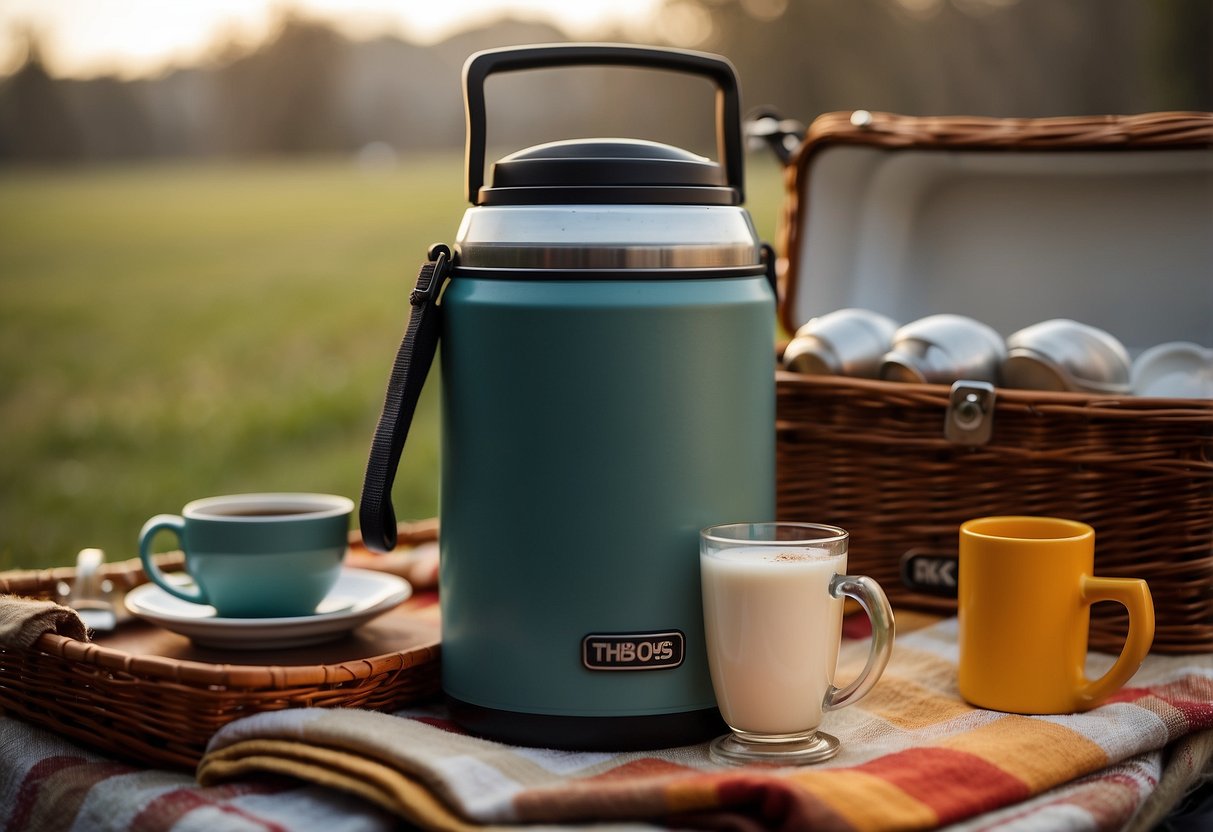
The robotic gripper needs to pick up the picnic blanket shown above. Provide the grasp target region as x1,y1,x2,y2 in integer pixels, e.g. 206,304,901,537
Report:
192,618,1213,832
0,722,402,832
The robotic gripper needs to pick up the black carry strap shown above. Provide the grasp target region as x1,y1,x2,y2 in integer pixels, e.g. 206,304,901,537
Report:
360,244,453,552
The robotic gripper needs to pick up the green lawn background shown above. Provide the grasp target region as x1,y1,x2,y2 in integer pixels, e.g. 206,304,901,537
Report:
0,153,785,570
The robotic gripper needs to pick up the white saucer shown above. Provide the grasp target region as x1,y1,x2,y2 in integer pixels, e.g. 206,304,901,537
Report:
124,568,412,650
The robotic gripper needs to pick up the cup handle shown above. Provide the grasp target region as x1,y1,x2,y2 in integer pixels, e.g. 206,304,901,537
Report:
1077,576,1155,708
823,574,896,711
138,514,208,606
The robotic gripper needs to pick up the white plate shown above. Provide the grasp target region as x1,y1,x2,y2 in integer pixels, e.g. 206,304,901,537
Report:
124,568,412,650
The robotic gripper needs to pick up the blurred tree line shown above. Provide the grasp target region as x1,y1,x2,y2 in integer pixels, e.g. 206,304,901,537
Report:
0,0,1208,165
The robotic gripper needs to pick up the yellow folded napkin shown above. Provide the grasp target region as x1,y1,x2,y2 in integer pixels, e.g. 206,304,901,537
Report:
0,596,88,648
199,619,1213,831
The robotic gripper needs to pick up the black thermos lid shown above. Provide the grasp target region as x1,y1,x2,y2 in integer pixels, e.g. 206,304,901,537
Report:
481,137,739,206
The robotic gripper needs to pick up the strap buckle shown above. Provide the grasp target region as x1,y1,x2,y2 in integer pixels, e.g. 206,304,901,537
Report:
410,244,452,306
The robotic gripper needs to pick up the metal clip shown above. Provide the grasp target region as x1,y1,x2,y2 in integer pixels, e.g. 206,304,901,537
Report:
744,109,805,164
945,381,996,445
410,244,452,307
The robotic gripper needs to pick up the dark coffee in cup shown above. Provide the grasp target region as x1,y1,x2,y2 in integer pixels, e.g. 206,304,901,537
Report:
138,493,354,618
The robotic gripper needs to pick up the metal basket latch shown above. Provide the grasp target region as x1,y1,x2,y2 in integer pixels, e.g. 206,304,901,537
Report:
946,381,996,445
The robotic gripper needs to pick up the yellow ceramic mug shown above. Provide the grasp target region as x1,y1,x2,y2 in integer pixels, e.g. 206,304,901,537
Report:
958,516,1154,714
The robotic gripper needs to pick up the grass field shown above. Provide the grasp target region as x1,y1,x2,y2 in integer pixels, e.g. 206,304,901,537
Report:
0,152,786,571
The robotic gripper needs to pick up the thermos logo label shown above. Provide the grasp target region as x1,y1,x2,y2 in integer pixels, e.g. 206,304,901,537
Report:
582,631,685,671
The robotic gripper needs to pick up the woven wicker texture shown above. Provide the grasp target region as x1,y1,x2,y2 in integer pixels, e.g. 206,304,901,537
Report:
776,372,1213,653
0,522,441,769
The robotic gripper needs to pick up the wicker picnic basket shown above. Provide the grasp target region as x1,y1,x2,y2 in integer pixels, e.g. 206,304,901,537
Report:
771,111,1213,653
0,521,441,769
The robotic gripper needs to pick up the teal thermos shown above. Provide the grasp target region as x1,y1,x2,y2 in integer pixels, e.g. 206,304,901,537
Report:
361,43,774,749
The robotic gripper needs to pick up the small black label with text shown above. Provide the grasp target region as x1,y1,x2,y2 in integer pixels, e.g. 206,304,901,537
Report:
582,631,686,671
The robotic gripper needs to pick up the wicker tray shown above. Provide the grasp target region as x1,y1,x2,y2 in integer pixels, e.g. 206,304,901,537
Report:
0,521,441,770
770,110,1213,653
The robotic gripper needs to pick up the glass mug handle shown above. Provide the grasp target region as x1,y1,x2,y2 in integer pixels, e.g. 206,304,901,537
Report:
139,514,208,606
823,575,895,711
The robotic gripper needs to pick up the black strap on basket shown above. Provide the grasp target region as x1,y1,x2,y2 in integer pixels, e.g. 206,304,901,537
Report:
360,244,452,553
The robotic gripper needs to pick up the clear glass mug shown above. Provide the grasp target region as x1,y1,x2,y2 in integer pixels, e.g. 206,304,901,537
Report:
700,522,895,765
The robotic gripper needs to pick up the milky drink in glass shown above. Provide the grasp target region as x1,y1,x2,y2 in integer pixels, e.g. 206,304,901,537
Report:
701,545,844,734
699,522,893,766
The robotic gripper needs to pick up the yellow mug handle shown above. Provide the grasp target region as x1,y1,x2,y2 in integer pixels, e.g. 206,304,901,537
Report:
1078,576,1155,708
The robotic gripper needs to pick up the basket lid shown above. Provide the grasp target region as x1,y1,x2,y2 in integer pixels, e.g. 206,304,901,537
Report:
776,110,1213,354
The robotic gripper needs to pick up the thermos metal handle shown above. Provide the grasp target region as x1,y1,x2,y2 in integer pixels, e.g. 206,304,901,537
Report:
463,43,745,205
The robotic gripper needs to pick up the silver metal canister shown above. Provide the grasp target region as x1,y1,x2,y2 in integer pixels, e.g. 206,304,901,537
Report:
879,314,1005,384
1003,319,1131,394
783,308,899,377
1131,341,1213,398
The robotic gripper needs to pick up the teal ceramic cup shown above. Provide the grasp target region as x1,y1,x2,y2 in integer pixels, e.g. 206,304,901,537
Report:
138,493,353,618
